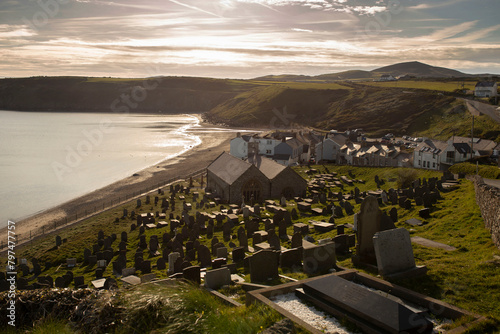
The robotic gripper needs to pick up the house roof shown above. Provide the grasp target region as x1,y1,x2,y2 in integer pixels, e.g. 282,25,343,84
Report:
207,152,252,185
285,138,302,149
453,143,471,154
475,81,497,88
416,139,448,154
247,155,287,180
451,136,497,151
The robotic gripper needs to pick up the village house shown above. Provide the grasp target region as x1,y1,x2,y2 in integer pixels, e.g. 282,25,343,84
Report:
475,81,498,98
413,136,498,170
378,74,396,82
206,152,306,204
229,130,322,166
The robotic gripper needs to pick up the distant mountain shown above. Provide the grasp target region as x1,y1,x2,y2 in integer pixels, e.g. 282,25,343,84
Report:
371,61,468,78
254,61,497,81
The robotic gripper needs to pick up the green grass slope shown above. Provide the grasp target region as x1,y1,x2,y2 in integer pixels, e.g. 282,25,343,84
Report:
208,84,456,136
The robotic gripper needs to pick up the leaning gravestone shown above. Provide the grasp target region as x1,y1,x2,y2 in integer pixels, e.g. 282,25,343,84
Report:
373,228,427,279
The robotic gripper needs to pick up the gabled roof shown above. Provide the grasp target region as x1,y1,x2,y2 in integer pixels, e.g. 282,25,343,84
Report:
416,139,448,153
247,155,287,180
207,152,252,185
475,81,497,88
452,136,497,151
285,138,302,149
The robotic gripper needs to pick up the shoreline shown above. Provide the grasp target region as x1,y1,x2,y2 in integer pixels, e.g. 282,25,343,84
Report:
0,116,243,242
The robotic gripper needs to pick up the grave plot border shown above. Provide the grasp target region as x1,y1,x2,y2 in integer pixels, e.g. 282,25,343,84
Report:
246,270,486,334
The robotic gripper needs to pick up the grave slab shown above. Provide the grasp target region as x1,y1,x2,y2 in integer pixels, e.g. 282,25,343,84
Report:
411,236,457,251
121,275,141,286
300,275,433,334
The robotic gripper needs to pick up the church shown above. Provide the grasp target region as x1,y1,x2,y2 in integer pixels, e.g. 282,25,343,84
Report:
206,152,307,204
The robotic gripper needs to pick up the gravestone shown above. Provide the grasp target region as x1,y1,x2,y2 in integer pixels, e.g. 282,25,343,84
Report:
303,242,336,275
216,247,228,259
183,266,201,285
204,267,231,289
232,247,245,263
373,228,428,280
74,276,86,288
280,247,302,269
389,207,398,223
168,252,180,275
291,232,302,248
157,258,166,271
353,196,395,266
268,233,281,250
83,248,91,263
55,235,62,247
121,231,128,243
249,249,279,283
122,268,136,277
198,245,212,268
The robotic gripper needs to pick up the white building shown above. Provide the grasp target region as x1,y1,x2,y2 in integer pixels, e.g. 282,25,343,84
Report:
475,81,498,98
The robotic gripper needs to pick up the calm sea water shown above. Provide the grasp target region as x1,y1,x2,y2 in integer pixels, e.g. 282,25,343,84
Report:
0,111,202,228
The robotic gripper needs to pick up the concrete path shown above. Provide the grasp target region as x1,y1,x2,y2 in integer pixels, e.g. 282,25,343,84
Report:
484,178,500,189
411,236,457,251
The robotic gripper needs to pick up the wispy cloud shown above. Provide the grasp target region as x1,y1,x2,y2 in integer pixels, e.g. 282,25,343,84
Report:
0,0,499,77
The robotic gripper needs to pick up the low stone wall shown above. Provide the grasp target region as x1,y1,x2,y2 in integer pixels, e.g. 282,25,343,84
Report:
469,175,500,250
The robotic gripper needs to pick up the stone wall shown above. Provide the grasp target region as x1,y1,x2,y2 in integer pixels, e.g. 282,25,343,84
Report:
470,175,500,250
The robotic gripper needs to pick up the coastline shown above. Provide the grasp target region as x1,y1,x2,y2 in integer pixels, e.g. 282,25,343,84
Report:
0,116,241,243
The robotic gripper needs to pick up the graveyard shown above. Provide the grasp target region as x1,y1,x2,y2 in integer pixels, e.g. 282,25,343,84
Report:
1,165,499,333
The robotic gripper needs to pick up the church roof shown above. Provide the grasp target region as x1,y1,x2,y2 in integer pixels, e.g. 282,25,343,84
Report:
247,155,287,180
207,152,252,185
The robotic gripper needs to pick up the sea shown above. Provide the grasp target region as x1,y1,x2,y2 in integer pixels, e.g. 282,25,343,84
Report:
0,111,217,229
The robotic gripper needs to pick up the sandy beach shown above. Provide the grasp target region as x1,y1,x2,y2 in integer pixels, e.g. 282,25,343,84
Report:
0,117,242,245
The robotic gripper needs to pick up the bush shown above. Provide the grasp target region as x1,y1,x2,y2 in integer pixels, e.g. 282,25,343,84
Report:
393,168,419,188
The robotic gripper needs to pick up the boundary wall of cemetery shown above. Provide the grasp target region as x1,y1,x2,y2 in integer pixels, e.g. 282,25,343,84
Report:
469,175,500,250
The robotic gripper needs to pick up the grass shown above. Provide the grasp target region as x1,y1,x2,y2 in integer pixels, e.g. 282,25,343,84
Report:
364,80,478,93
4,165,500,333
406,99,500,142
449,163,500,179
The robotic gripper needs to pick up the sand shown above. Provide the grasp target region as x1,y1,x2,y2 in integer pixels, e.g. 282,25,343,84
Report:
0,118,244,246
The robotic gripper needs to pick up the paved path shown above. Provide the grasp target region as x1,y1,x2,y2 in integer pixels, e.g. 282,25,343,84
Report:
484,178,500,189
411,236,457,251
464,99,500,124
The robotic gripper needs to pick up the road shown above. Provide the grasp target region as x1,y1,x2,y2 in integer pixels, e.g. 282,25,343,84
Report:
463,99,500,124
484,178,500,189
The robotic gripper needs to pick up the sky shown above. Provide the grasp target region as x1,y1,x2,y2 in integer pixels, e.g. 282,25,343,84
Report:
1,0,500,79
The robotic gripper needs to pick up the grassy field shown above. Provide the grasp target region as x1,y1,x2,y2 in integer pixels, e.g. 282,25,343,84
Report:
363,80,479,92
3,165,500,333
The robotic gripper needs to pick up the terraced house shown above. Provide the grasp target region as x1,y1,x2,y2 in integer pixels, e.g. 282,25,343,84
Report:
413,136,498,170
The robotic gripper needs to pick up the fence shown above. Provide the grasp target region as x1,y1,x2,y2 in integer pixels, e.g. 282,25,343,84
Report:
0,168,207,251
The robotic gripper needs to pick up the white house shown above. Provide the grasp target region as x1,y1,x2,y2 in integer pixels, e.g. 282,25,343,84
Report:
413,139,448,170
379,74,396,82
315,134,348,163
475,81,498,98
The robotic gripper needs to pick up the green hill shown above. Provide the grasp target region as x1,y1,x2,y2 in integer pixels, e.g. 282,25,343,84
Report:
206,83,459,137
